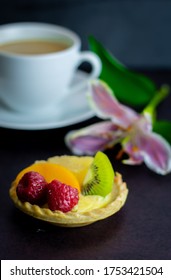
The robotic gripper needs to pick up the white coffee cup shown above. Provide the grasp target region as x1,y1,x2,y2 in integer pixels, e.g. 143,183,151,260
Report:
0,22,101,116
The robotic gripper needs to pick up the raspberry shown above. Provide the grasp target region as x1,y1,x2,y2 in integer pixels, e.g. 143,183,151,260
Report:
47,180,79,212
16,171,47,205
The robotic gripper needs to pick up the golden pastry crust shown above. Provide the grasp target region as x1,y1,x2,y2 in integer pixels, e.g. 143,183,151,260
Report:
9,172,128,227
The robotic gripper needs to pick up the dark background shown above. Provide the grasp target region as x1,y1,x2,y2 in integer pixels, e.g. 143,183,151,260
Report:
0,0,171,68
1,0,171,260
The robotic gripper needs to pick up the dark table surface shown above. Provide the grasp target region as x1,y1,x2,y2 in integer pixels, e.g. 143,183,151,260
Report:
1,69,171,260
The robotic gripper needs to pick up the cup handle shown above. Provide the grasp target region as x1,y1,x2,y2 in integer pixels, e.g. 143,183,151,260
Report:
77,51,102,78
69,51,102,92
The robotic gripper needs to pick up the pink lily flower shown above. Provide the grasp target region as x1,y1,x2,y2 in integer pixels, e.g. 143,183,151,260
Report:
65,80,171,175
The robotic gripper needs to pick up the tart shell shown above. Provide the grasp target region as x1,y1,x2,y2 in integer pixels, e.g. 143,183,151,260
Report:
9,172,128,227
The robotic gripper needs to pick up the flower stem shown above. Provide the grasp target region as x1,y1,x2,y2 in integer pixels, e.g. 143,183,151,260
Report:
143,84,170,121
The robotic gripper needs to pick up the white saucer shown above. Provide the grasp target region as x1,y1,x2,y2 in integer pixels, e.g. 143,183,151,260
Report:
0,71,95,130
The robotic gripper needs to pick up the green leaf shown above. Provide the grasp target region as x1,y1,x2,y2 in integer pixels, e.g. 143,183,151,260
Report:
153,120,171,144
88,36,157,108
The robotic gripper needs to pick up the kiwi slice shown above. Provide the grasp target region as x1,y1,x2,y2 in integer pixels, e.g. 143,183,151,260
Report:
82,151,114,197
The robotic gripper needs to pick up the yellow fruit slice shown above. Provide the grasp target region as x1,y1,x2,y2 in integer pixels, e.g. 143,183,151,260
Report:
77,177,120,213
48,155,93,185
14,162,80,192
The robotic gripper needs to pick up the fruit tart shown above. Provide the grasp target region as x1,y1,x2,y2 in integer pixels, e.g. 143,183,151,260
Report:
9,151,128,227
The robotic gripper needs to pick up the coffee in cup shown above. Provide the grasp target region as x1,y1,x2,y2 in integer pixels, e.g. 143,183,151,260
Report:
0,39,69,55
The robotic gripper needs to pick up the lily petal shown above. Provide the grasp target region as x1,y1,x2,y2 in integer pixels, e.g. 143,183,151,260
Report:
123,140,144,165
88,80,139,128
65,121,126,155
139,132,171,175
123,131,171,175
